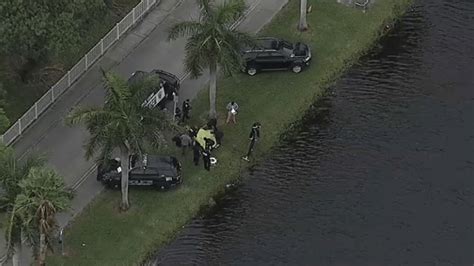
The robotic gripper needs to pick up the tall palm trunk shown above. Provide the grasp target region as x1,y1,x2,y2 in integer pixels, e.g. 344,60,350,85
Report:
208,61,217,119
12,239,21,266
8,210,23,266
119,147,130,211
298,0,308,31
38,228,46,266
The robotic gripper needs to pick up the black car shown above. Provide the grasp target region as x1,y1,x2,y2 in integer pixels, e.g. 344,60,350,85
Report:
128,69,180,109
97,154,182,190
241,37,312,76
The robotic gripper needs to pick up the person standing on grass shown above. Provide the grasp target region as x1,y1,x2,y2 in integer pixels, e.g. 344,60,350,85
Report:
202,147,211,171
174,107,182,121
188,125,198,139
193,143,201,166
204,137,215,151
180,133,192,155
207,118,223,148
242,122,261,162
182,99,191,122
226,101,239,124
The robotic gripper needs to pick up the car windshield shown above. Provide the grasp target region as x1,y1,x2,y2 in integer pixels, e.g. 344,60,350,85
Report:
99,159,121,174
280,40,293,50
253,39,293,51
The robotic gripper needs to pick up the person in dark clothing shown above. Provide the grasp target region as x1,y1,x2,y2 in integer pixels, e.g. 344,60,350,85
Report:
188,126,198,139
180,133,192,155
207,118,218,130
242,122,261,162
206,118,223,147
182,99,191,122
204,137,215,151
202,147,211,171
129,154,138,168
214,130,223,147
172,134,182,147
174,107,182,121
97,158,120,181
193,143,201,166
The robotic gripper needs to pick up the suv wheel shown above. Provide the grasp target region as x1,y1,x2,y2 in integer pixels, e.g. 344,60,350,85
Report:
247,66,257,76
159,184,170,190
291,64,303,73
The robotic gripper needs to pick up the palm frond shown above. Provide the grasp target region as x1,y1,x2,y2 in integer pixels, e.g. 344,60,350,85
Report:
197,0,214,21
103,72,131,108
21,154,47,178
66,106,105,126
11,167,71,255
215,0,246,25
229,30,256,47
215,30,254,75
83,130,106,160
168,21,202,41
94,140,115,167
219,46,242,75
129,74,161,107
184,34,209,77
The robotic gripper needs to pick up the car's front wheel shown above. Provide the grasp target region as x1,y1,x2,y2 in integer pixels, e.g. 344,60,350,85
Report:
291,64,303,73
246,66,257,76
158,183,171,190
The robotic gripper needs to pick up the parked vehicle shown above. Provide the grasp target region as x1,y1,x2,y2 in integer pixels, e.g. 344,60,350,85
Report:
241,37,312,75
128,69,180,109
97,154,182,190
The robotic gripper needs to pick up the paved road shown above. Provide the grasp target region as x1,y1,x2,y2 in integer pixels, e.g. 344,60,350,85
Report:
3,0,287,263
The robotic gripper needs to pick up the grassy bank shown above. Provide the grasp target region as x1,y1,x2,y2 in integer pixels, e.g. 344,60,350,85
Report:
48,0,412,265
0,0,139,123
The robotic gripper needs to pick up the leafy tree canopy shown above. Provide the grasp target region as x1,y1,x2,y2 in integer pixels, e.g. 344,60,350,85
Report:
0,0,106,61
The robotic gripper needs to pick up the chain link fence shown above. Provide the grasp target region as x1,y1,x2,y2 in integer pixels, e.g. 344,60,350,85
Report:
0,0,159,146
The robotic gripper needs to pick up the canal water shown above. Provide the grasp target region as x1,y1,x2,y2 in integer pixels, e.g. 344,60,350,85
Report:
150,0,474,265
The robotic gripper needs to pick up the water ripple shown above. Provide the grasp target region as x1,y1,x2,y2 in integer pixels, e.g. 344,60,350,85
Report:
150,1,474,265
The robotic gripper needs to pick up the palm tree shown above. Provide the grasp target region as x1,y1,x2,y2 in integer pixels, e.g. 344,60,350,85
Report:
66,72,173,210
11,167,71,266
168,0,254,119
0,145,45,266
298,0,308,31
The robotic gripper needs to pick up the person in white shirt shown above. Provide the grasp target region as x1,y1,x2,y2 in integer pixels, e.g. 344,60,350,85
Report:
226,101,239,124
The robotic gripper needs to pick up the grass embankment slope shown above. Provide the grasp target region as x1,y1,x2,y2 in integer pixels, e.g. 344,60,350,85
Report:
0,0,139,123
48,0,412,265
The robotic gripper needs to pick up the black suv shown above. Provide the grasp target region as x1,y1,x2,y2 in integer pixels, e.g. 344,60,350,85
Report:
128,69,180,109
97,154,182,190
241,37,312,76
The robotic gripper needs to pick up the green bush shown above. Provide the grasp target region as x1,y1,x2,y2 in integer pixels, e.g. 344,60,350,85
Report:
0,0,107,63
0,83,9,133
0,108,10,133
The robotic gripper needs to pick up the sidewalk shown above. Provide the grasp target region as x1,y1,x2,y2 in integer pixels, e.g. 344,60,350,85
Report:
3,0,287,263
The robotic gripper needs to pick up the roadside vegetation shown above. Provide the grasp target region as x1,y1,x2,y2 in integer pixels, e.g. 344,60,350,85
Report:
168,0,254,118
0,0,140,128
0,145,72,265
47,0,413,265
67,72,175,211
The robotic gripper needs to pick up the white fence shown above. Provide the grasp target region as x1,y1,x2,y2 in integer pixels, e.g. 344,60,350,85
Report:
0,0,159,146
